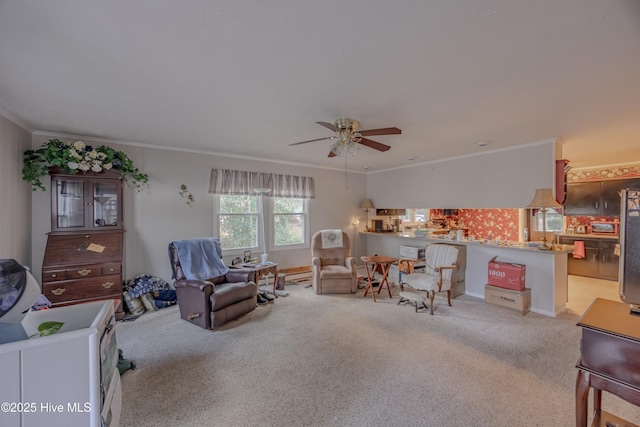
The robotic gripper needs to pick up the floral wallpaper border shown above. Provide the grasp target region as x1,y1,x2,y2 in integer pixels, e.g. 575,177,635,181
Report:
568,164,640,182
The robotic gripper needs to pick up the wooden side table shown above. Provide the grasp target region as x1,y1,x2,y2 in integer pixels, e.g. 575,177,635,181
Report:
361,256,397,302
240,262,279,297
575,298,640,426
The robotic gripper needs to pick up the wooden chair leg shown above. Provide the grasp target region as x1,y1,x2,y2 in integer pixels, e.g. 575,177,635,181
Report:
429,290,435,315
447,290,452,306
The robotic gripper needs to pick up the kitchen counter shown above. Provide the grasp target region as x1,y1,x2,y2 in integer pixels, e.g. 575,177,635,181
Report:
362,231,575,254
558,233,618,240
362,231,570,317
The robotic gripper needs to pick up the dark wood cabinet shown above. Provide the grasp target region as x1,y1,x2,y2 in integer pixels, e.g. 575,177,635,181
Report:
565,178,640,216
564,182,602,216
42,169,125,319
375,209,407,216
598,240,620,281
49,168,123,232
555,159,569,205
601,180,628,216
560,236,619,281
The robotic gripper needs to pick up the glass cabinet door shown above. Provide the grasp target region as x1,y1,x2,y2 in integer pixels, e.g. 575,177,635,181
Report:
93,182,119,228
55,179,85,229
51,172,123,232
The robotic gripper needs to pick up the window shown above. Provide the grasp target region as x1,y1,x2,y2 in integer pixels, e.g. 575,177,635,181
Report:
217,195,258,250
400,208,427,223
272,198,307,248
216,195,308,253
534,208,563,232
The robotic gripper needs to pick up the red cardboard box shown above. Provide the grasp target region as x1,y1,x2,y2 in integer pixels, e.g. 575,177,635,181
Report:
487,256,526,291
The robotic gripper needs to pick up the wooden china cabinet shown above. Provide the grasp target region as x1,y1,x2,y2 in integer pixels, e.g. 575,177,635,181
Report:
41,168,125,320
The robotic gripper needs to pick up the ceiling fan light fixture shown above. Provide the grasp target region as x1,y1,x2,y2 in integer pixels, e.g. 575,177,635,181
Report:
290,117,398,158
347,141,361,155
330,141,344,156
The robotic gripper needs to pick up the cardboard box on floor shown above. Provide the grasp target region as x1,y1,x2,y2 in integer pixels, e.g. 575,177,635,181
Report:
485,284,531,315
487,256,526,291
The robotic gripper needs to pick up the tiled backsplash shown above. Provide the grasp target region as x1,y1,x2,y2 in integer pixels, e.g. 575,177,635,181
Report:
565,215,617,231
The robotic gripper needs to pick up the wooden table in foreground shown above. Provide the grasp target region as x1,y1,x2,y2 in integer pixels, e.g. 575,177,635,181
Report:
361,255,397,302
575,297,640,427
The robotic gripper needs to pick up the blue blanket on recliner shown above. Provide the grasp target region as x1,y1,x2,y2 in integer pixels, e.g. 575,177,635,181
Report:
170,238,229,280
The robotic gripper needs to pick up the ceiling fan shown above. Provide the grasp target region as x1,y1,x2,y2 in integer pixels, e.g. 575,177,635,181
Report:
289,118,401,157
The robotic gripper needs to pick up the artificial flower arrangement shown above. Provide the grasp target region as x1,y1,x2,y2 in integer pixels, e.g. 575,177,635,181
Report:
23,139,149,191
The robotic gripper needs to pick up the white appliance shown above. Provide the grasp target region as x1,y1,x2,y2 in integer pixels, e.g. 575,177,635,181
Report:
0,300,122,427
399,245,425,260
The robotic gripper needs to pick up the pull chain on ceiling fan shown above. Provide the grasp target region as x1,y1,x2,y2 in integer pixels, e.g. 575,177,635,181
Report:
289,118,401,158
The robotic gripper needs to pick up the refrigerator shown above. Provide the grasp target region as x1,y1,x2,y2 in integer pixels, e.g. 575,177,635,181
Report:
619,188,640,312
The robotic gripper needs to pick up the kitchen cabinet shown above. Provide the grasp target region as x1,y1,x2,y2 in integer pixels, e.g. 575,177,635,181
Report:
565,178,640,216
375,209,406,216
564,182,604,216
602,180,633,216
559,236,618,281
598,240,620,281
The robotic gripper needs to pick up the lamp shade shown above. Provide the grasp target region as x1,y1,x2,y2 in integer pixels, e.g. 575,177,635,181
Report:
526,188,562,208
360,199,374,209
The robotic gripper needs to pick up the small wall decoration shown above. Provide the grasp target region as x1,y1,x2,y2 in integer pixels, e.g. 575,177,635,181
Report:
179,184,195,207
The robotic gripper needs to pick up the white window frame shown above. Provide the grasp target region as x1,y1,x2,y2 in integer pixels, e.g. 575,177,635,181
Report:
534,207,563,232
214,195,309,256
214,194,261,256
267,197,310,252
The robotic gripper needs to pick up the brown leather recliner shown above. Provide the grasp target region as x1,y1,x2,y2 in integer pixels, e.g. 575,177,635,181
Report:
168,239,258,330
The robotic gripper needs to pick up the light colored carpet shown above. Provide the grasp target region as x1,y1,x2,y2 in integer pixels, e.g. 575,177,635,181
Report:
116,283,640,426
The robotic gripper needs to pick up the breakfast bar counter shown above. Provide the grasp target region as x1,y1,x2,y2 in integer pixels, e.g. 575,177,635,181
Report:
362,232,573,317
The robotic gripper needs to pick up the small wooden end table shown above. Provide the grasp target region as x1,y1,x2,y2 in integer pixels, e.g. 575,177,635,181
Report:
361,255,397,302
240,262,279,297
575,298,640,426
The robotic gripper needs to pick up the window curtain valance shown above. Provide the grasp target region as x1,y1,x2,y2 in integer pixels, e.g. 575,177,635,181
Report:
209,169,315,199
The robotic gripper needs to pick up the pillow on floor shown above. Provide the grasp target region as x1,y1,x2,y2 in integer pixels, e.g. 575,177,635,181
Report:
123,291,145,316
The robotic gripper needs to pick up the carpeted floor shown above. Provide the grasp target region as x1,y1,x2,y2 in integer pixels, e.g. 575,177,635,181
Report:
116,283,640,426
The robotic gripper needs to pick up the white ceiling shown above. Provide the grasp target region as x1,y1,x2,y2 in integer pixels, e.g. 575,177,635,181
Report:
1,1,639,172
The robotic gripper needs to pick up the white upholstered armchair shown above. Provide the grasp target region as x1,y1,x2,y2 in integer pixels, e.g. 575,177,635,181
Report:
311,230,357,294
399,244,458,314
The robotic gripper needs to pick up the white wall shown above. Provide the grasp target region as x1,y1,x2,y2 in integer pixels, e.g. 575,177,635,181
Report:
0,115,32,265
25,133,560,285
366,139,557,208
29,134,368,284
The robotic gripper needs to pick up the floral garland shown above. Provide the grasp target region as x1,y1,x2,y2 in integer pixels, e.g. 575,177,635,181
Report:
23,139,149,191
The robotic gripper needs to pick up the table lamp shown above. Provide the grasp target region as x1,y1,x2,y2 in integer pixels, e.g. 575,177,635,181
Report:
360,199,375,231
526,188,561,250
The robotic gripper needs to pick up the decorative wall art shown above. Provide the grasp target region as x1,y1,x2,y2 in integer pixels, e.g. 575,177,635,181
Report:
179,184,195,207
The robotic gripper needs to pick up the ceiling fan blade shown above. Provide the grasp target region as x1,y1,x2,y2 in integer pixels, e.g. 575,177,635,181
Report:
316,121,338,132
358,137,391,152
289,136,335,146
328,151,337,158
358,127,402,137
